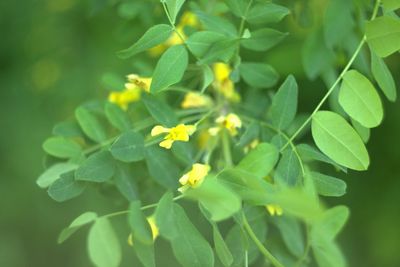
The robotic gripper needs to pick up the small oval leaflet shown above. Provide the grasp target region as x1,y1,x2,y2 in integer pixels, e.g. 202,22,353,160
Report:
110,130,145,162
311,111,369,171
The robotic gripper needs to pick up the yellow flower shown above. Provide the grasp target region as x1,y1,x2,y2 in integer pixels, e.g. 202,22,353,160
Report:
127,216,159,246
266,204,283,216
212,63,240,102
178,163,210,192
179,11,200,28
181,92,212,109
209,113,242,136
108,87,141,110
126,74,152,92
108,74,151,110
151,124,196,149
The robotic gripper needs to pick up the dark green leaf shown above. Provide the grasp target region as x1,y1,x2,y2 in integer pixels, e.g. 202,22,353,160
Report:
43,137,82,159
75,107,107,143
273,216,304,257
37,162,78,188
75,150,115,182
150,45,189,93
114,164,139,201
239,63,279,89
213,224,233,267
195,11,237,36
118,24,173,59
48,171,86,202
309,172,347,197
275,148,301,186
105,102,131,131
141,93,178,127
186,31,226,58
110,130,145,162
241,28,287,51
129,201,153,244
58,212,98,244
246,3,290,24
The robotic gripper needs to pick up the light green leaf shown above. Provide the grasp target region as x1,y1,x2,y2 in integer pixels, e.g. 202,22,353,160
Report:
184,177,241,221
88,218,121,267
141,93,178,127
371,49,397,102
169,204,215,267
58,212,98,243
269,75,298,130
200,64,214,92
225,0,247,18
237,142,279,178
366,16,400,57
105,102,131,132
312,239,346,267
150,45,189,93
312,206,350,241
110,130,145,162
145,146,180,189
339,70,383,128
213,224,233,267
186,31,226,58
275,148,301,187
309,172,347,197
117,24,173,59
132,237,155,267
48,171,86,202
239,63,279,89
164,0,185,24
382,0,400,11
75,150,115,182
53,120,83,138
199,39,238,64
246,3,290,25
129,201,153,244
37,162,78,188
43,137,82,159
311,111,369,171
241,28,287,51
75,107,107,143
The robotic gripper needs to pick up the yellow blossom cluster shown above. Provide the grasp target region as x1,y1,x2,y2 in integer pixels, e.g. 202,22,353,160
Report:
213,63,240,102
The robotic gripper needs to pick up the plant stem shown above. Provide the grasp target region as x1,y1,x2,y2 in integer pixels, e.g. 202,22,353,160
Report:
242,212,285,267
222,130,233,167
280,0,381,151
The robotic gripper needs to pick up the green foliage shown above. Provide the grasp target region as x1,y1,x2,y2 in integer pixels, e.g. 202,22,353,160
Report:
37,1,400,267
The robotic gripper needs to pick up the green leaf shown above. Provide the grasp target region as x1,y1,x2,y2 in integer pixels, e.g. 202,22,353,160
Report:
225,0,247,18
199,39,238,64
311,111,369,171
155,192,179,240
75,150,115,182
237,142,279,178
200,64,214,92
105,102,131,131
110,130,145,162
58,212,98,243
213,224,234,267
186,31,226,58
114,164,139,201
351,119,370,143
312,206,350,241
275,148,301,187
53,121,83,138
323,0,354,48
239,63,279,89
370,49,397,102
101,73,125,91
237,122,260,147
339,70,383,128
43,137,82,159
273,216,304,257
48,171,86,202
75,107,107,143
117,24,173,59
141,93,178,127
132,236,155,267
169,204,215,267
296,144,346,172
382,0,400,11
366,16,400,58
129,201,153,244
165,0,185,24
150,45,189,93
37,162,78,188
246,3,290,25
184,177,241,221
195,11,237,37
241,28,288,52
309,172,346,197
88,218,121,267
312,239,346,267
269,75,298,130
145,146,180,189
302,30,335,80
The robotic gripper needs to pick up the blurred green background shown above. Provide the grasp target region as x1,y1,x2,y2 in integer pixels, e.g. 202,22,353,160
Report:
0,0,399,266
